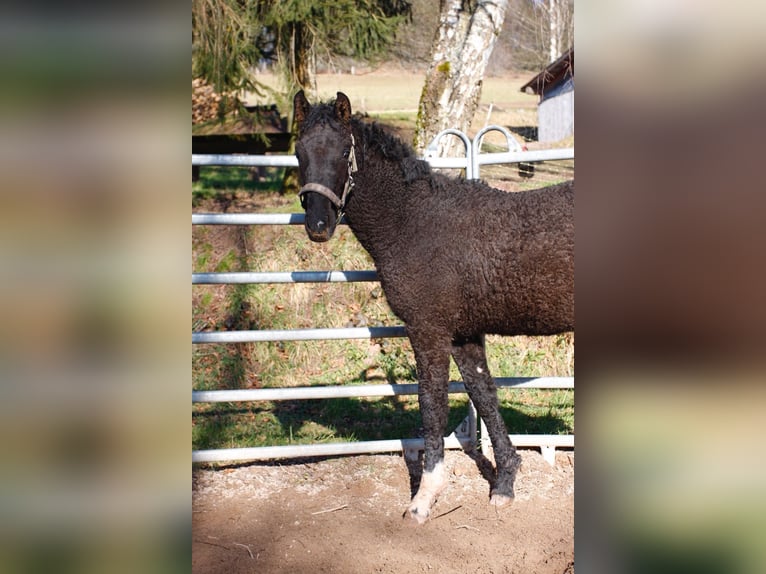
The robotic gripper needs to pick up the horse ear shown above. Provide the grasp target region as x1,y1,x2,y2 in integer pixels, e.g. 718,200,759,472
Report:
294,90,310,129
335,92,352,126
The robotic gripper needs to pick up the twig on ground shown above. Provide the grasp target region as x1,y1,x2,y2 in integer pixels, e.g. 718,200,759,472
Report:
233,542,254,559
311,503,348,515
194,539,229,551
431,505,462,520
454,524,480,532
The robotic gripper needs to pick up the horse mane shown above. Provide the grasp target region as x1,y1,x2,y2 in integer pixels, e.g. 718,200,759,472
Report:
300,99,431,183
355,117,432,184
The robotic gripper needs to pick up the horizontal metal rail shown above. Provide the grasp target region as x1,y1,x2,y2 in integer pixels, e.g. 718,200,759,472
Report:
192,213,305,225
193,154,299,167
192,434,574,464
191,149,573,172
477,147,574,166
422,157,469,170
192,377,574,403
191,213,350,226
192,125,573,183
193,270,378,284
193,326,407,344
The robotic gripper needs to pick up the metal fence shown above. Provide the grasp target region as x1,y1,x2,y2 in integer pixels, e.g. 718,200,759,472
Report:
192,126,574,465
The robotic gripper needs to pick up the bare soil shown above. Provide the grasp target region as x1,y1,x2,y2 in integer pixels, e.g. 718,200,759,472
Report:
193,449,573,573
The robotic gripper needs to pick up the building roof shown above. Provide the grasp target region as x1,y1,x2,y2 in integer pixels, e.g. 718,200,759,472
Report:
520,47,574,96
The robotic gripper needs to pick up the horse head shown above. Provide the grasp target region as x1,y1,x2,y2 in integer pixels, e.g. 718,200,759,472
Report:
293,90,357,242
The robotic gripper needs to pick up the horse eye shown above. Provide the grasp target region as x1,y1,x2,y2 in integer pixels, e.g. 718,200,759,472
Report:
342,149,350,159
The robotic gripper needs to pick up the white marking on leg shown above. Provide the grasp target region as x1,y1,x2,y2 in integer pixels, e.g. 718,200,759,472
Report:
406,461,447,524
490,493,513,507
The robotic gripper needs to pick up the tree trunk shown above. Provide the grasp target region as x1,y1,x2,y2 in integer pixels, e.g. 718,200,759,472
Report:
292,23,317,98
282,23,316,196
295,24,317,99
549,0,560,63
414,0,510,156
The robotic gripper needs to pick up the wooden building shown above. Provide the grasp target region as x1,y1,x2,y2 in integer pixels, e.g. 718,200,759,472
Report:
520,47,574,143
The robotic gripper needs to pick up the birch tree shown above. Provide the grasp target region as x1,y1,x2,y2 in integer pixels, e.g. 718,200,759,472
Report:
544,0,572,63
505,0,573,70
413,0,510,156
548,0,560,62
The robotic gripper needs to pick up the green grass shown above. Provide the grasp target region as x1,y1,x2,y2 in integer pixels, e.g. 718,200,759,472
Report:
192,166,285,205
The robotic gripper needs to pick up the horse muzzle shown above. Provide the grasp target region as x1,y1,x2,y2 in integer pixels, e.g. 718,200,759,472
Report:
305,219,334,242
300,182,342,242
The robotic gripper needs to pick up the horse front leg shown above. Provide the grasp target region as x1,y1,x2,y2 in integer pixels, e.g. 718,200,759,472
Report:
452,335,520,507
404,333,451,525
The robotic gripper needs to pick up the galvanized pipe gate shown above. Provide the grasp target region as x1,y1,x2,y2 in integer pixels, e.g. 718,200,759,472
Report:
193,126,574,465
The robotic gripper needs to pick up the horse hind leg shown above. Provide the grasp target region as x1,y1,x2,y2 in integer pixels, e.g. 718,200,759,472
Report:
452,335,521,506
404,333,451,525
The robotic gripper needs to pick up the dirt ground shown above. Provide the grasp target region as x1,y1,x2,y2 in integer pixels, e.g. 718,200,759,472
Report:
193,448,573,573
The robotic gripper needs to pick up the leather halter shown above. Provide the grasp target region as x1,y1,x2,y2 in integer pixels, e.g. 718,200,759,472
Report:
298,134,358,218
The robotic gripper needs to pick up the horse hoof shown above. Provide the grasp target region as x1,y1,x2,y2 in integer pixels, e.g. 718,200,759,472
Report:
490,493,514,507
403,506,430,525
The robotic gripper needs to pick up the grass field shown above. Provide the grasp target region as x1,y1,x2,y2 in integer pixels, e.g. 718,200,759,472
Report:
193,70,574,457
244,67,544,147
246,68,538,113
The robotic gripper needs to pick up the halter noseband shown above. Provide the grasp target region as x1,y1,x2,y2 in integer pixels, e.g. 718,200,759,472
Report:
298,133,358,218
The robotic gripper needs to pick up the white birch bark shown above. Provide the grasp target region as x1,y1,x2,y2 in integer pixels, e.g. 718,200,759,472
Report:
414,0,510,157
549,0,560,63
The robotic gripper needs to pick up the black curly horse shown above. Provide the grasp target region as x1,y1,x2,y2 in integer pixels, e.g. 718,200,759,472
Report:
294,91,573,524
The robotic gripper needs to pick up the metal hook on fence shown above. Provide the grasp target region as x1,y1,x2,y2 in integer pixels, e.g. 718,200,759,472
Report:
424,126,527,181
423,128,474,180
471,125,524,181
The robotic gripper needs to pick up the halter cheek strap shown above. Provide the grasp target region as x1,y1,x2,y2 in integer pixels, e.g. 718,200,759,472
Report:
299,134,358,217
299,182,344,209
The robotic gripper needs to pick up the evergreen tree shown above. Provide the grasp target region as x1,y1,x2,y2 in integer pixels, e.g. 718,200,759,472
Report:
192,0,260,99
192,0,412,112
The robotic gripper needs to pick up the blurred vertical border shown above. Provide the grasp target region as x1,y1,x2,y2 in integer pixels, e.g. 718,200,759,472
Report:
576,1,766,573
0,3,190,572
